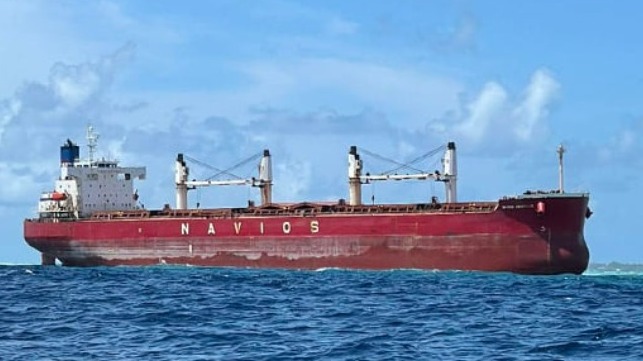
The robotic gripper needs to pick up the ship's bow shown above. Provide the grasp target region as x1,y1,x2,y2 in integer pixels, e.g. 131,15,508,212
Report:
503,192,590,275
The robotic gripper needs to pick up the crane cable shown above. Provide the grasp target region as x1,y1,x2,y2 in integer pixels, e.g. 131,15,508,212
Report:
382,145,445,175
359,144,445,175
183,152,264,181
205,151,264,181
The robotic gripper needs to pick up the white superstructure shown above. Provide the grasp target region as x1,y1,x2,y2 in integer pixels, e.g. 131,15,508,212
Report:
38,127,146,219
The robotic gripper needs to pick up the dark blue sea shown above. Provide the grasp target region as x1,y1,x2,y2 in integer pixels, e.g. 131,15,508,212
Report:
1,265,642,360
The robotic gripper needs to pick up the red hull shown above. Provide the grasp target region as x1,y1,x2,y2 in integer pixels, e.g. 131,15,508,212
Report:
24,194,590,274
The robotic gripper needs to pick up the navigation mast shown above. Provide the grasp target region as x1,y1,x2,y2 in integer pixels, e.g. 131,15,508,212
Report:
557,144,565,193
87,125,99,163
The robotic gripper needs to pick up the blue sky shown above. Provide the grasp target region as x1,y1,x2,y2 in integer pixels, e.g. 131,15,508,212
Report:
1,1,642,264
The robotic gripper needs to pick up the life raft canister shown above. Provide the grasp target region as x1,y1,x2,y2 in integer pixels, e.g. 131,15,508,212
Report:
51,192,67,201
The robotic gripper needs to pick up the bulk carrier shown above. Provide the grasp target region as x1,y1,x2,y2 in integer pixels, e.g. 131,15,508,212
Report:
24,127,591,274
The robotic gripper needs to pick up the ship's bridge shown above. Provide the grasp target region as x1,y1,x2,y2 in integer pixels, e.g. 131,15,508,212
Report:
71,159,119,168
38,128,146,219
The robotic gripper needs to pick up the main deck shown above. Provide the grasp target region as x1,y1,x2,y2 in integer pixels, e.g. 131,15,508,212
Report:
28,201,500,223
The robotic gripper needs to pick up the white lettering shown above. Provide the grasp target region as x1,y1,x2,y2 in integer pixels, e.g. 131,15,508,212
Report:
234,222,243,235
208,223,216,235
310,220,319,233
260,222,264,234
282,221,291,234
181,223,189,235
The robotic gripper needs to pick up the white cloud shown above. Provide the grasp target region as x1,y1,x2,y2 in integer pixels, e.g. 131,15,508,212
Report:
51,64,104,107
0,43,141,220
0,99,22,141
455,82,507,141
117,57,465,133
597,128,640,165
50,42,135,109
234,58,464,128
0,162,43,203
274,160,313,201
435,68,560,151
513,69,560,141
0,42,136,141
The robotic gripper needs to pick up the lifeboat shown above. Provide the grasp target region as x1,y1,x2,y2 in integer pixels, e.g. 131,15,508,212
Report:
40,192,67,201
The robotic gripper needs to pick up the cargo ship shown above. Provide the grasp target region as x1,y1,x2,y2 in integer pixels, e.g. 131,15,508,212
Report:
24,127,591,274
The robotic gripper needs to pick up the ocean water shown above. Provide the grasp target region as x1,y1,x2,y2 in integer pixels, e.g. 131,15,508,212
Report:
1,265,642,360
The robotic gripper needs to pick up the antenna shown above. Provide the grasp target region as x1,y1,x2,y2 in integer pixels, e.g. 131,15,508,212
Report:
87,125,99,163
557,144,565,193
